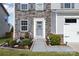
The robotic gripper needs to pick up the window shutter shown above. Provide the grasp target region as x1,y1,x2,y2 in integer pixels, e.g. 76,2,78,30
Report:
33,3,35,10
72,3,74,8
61,3,63,8
28,3,31,10
44,3,46,10
28,3,35,10
15,3,20,10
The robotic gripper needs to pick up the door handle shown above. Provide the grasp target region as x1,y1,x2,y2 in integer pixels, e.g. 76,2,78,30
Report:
77,32,79,34
64,36,70,38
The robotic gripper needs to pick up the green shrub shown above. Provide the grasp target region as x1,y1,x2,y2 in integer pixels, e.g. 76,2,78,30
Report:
9,40,16,47
5,39,16,47
48,34,61,45
5,39,10,44
19,39,32,46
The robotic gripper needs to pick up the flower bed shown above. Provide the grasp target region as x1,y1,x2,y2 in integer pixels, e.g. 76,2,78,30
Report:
0,38,33,49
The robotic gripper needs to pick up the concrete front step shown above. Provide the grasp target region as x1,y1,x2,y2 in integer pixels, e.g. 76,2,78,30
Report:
32,38,47,52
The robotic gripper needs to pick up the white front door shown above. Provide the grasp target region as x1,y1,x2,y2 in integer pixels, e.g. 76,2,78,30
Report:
34,18,45,39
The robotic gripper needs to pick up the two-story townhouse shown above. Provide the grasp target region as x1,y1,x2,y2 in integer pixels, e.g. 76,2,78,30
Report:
15,3,79,45
0,3,9,37
51,3,79,43
15,3,51,42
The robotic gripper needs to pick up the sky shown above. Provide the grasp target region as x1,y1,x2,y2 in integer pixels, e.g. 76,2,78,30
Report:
3,3,14,27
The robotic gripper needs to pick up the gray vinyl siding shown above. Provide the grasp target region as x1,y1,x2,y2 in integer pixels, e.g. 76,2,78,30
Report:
57,13,79,16
56,13,79,34
51,3,79,9
51,12,56,33
0,5,9,37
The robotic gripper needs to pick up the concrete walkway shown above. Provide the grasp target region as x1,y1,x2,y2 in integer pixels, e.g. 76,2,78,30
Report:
47,46,74,52
68,42,79,52
32,39,74,52
32,39,47,52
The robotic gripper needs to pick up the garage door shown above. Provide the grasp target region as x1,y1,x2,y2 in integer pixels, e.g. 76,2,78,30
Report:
64,18,79,43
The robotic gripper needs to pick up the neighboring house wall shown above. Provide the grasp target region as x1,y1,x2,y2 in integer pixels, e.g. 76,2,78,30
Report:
0,4,9,37
51,3,79,34
51,3,79,43
51,3,61,9
51,3,79,9
15,3,51,39
74,3,79,9
56,13,79,34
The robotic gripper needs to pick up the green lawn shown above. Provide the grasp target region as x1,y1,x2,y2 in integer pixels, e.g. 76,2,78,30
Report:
0,37,12,44
0,48,79,56
0,38,79,56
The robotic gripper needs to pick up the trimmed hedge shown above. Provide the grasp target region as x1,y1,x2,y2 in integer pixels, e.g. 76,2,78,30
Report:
48,34,61,45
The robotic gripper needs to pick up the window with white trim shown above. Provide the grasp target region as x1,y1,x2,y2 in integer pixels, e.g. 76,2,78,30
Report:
20,4,28,11
35,3,44,10
20,20,28,32
63,3,74,8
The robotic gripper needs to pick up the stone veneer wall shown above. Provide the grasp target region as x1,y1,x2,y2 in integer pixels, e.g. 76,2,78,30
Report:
15,3,51,39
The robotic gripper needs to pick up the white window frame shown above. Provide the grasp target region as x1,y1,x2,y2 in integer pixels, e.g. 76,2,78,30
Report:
20,19,28,32
20,3,28,11
35,3,44,10
63,3,74,9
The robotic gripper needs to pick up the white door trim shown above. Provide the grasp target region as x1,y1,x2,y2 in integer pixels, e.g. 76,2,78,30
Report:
34,18,45,39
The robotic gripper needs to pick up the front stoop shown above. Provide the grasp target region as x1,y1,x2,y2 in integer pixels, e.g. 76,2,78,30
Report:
32,38,48,52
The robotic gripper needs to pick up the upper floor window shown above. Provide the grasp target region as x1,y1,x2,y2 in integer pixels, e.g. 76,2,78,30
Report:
62,3,74,8
20,20,28,32
35,3,44,10
65,3,70,8
20,4,28,11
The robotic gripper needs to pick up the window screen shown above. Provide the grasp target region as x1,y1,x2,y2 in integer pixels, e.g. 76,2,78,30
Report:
21,4,27,10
